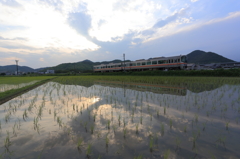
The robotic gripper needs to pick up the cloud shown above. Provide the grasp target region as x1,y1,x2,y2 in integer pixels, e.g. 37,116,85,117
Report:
0,56,25,65
39,58,44,62
0,0,99,53
153,8,188,29
68,11,92,38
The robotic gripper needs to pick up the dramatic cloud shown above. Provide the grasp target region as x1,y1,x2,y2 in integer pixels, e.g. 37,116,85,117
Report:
0,0,239,68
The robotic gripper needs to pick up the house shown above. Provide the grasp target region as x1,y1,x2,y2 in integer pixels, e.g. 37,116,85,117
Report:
45,70,55,74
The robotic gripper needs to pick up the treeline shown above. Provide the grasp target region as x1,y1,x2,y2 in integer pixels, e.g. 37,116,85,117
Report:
91,69,240,77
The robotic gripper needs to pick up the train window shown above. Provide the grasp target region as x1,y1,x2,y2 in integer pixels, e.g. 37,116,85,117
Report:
142,62,146,65
137,63,141,66
178,59,180,62
147,61,151,65
181,56,187,62
164,60,167,63
158,60,163,64
108,66,110,68
152,61,157,64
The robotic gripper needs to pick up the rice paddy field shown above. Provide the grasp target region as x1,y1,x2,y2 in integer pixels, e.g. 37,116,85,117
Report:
0,77,54,93
0,76,240,159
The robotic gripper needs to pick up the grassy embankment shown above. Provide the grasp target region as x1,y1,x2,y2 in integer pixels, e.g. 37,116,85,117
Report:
0,76,56,104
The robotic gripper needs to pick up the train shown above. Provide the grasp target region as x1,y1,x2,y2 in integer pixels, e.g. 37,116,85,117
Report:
93,55,188,72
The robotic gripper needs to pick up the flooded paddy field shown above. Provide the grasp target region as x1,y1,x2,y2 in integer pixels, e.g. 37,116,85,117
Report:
0,76,240,159
0,77,55,93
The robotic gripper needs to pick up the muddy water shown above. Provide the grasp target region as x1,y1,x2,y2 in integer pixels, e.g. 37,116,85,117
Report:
0,81,240,159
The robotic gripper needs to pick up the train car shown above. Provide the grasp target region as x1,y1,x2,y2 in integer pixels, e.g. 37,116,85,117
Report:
93,55,187,72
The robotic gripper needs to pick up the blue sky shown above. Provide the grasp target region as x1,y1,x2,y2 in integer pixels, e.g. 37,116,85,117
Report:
0,0,240,68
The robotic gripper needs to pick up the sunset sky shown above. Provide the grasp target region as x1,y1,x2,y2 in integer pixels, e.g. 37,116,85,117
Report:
0,0,240,68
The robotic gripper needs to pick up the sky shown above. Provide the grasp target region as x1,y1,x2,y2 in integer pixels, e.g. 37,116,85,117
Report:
0,0,240,68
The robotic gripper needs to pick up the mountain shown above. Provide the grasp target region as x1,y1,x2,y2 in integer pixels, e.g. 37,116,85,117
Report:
187,50,235,64
0,65,34,73
44,59,129,73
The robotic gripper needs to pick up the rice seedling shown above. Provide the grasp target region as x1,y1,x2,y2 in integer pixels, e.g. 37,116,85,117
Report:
161,123,164,136
136,123,139,134
84,122,88,132
90,124,94,134
107,120,111,129
164,107,166,115
118,114,121,126
134,154,143,159
105,135,110,147
86,144,92,158
149,136,154,152
175,137,181,149
169,119,173,129
77,138,83,150
123,128,127,138
184,125,187,133
163,149,170,159
140,116,143,124
225,121,229,130
4,131,11,148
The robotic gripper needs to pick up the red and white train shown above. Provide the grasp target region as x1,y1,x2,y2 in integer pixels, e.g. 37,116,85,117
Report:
93,55,188,72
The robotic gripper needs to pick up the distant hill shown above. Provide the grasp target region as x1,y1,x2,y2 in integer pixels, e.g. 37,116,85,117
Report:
187,50,235,64
0,50,235,73
0,65,34,73
44,59,129,72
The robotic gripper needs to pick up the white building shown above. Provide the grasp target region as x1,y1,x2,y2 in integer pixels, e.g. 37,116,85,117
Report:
45,70,55,74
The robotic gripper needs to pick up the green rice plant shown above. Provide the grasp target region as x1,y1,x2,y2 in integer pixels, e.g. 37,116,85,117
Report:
123,128,127,138
149,136,154,152
136,123,139,134
134,154,143,159
57,116,63,128
161,123,164,136
169,119,173,129
90,125,94,134
123,118,126,127
84,122,88,132
77,138,83,149
175,137,181,148
4,113,10,123
164,107,166,115
22,109,28,121
202,122,207,131
105,135,109,147
107,120,111,129
4,131,11,148
195,114,198,123
112,125,116,133
118,114,121,126
140,116,143,124
216,135,226,147
184,125,187,133
163,149,170,159
157,109,160,117
86,144,92,158
225,121,229,130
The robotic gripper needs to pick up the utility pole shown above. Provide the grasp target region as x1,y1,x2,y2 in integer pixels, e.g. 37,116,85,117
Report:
123,53,125,72
15,60,19,75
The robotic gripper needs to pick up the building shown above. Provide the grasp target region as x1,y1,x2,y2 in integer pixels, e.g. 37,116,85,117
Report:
45,70,55,74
